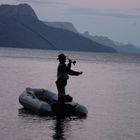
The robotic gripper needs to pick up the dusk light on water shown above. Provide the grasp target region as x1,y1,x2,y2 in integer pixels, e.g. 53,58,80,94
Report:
0,0,140,139
0,48,140,140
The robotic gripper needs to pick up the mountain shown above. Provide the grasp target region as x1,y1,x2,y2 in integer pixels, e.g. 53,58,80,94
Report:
82,32,140,54
114,43,140,54
83,33,116,48
44,21,78,33
0,4,37,19
0,4,117,53
45,20,140,54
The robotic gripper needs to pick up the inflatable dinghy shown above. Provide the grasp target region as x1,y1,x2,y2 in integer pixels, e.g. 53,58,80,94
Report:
19,88,88,117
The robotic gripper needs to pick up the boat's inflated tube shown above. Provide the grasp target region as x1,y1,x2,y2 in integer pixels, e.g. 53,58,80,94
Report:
19,88,88,117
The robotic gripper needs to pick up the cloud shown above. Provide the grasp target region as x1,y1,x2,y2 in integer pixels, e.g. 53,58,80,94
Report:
131,8,140,12
132,21,140,27
16,0,66,5
95,12,140,19
66,8,140,19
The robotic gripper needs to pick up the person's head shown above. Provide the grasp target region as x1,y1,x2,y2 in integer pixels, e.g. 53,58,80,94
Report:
57,53,66,63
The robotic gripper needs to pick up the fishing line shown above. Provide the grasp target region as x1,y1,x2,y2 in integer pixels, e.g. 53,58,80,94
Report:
15,18,79,64
14,18,63,54
1,18,93,63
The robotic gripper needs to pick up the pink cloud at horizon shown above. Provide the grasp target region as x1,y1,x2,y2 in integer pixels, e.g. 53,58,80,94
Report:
68,0,140,9
0,0,140,10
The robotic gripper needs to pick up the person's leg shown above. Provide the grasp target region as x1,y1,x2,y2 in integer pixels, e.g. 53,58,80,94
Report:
56,81,65,94
56,80,67,103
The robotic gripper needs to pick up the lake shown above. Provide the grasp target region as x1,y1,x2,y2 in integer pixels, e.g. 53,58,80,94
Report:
0,47,140,140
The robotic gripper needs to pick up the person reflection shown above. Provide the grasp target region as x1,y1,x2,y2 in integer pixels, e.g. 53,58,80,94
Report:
53,117,70,140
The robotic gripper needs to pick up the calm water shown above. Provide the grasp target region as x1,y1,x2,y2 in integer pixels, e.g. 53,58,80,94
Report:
0,47,140,140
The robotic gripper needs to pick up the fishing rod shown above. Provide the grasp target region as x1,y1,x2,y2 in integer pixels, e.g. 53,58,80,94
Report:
14,18,62,53
15,18,77,65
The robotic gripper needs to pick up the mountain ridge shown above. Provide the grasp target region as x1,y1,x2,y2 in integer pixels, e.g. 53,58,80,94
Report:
82,32,140,53
0,4,37,19
0,4,117,53
44,21,79,33
44,20,140,53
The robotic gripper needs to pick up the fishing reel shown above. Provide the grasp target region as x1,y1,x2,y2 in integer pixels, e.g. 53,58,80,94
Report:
58,53,76,65
68,59,76,65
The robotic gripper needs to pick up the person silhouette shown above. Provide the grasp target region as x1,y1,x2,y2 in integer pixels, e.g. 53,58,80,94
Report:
56,53,83,103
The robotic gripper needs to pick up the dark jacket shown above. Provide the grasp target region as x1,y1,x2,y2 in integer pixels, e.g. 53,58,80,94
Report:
57,62,80,83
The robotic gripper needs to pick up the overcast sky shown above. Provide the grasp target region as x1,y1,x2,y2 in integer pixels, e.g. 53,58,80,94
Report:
0,0,140,46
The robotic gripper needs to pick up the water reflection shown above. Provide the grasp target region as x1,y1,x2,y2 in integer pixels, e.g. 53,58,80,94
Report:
18,108,38,118
18,108,52,121
53,117,67,140
53,116,87,140
18,108,86,140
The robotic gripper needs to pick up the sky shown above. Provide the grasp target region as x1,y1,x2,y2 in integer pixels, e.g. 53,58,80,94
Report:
0,0,140,46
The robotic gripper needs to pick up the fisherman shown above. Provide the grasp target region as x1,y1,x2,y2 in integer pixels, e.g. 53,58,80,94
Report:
56,53,83,103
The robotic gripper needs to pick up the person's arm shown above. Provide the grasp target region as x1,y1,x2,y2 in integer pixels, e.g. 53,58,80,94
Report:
68,69,83,76
66,59,83,76
67,59,72,70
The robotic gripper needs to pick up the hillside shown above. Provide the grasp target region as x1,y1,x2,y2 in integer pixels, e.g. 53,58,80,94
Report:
82,32,140,54
83,32,140,53
0,4,117,53
44,21,78,33
45,20,140,54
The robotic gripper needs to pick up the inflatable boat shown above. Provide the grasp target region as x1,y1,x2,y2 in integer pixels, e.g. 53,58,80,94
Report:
19,88,88,117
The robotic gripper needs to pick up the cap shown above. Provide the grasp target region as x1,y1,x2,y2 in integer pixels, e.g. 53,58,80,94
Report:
57,53,66,60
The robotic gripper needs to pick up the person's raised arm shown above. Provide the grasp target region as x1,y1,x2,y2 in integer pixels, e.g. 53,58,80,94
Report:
68,69,83,76
67,59,72,70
